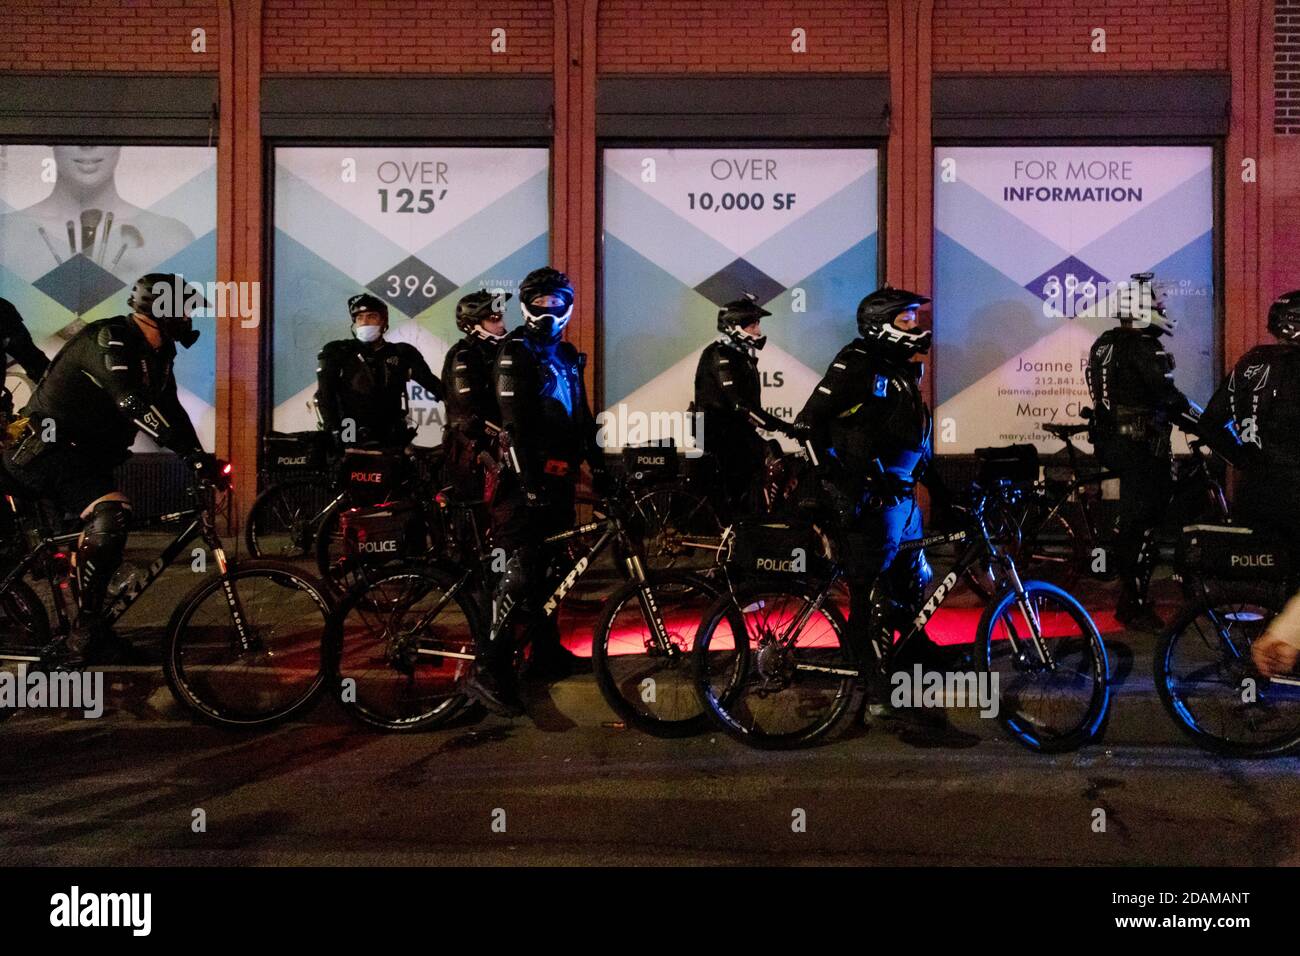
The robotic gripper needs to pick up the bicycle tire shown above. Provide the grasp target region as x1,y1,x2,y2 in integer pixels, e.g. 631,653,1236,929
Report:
591,569,725,737
245,475,334,560
1154,591,1300,757
327,562,481,732
164,560,332,729
975,580,1110,753
694,576,859,750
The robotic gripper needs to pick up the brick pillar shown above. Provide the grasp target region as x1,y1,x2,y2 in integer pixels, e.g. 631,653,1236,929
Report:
216,0,263,533
887,0,935,422
553,0,600,404
1224,0,1276,364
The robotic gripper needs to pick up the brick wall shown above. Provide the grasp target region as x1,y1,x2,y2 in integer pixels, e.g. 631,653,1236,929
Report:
1280,0,1300,132
597,0,889,73
1276,138,1300,296
0,0,219,72
933,0,1229,72
261,0,552,73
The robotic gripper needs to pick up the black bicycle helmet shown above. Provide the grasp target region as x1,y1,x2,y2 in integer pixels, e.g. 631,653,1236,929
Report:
128,272,206,348
347,292,389,324
717,293,772,351
456,289,512,340
519,267,574,343
1268,289,1300,343
856,286,932,359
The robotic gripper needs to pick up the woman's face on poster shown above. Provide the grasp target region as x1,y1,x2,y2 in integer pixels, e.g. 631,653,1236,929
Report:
52,146,121,191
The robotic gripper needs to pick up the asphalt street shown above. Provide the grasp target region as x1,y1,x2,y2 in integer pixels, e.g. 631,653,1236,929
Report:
2,535,1298,866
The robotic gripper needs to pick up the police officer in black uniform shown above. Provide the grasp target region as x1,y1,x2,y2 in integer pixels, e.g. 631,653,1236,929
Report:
793,287,947,715
1086,272,1190,631
694,294,795,512
441,289,510,501
0,297,51,382
314,293,444,449
464,267,608,715
1,274,223,665
1201,289,1300,557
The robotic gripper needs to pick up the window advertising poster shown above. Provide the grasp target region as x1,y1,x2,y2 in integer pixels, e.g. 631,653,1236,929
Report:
932,145,1216,455
602,148,879,449
271,146,550,445
0,145,218,445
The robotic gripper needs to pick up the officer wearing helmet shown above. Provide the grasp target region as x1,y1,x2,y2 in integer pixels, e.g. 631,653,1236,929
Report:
793,286,951,724
1,273,223,665
314,292,444,449
1085,272,1191,631
465,267,607,715
694,293,795,512
1200,290,1300,677
441,289,510,500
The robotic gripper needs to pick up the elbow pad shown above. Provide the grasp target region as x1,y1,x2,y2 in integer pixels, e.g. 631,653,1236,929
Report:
118,392,177,445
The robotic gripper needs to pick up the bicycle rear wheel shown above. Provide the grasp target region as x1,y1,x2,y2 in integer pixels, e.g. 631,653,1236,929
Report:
591,569,726,737
694,577,859,749
245,476,335,559
975,580,1110,753
1155,591,1300,757
164,561,331,729
328,564,481,732
631,486,724,575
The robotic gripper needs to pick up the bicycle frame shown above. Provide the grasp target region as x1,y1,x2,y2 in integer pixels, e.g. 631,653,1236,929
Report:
764,505,1059,681
0,482,257,662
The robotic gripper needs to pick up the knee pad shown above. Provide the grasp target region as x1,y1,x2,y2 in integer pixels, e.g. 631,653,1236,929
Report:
80,499,131,556
77,500,131,607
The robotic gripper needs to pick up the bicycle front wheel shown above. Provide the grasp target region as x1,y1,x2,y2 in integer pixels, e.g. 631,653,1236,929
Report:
328,564,481,732
694,578,858,750
1155,592,1300,757
976,580,1110,753
591,569,724,737
164,561,331,729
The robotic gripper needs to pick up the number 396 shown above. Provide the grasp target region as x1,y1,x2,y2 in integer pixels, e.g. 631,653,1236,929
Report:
387,275,438,298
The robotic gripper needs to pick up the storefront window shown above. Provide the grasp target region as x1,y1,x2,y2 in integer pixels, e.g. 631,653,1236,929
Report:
270,146,550,445
0,144,217,444
932,145,1217,454
602,147,880,445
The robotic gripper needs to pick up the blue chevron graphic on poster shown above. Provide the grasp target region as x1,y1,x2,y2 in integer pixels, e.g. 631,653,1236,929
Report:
272,147,550,445
602,149,878,448
933,146,1216,455
0,145,218,445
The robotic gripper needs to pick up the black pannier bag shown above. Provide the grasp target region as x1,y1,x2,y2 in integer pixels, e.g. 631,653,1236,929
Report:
262,431,329,474
1176,524,1291,583
340,501,427,563
622,439,679,484
340,448,404,506
974,443,1040,486
725,517,830,576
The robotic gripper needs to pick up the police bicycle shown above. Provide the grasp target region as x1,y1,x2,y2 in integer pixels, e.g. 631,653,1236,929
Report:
326,474,726,735
1155,525,1300,757
692,442,1112,752
0,463,333,728
976,409,1229,592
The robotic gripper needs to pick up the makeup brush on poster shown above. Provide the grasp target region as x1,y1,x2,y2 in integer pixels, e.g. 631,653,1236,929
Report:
96,212,114,267
80,209,103,260
110,223,143,271
65,220,77,256
37,226,64,266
